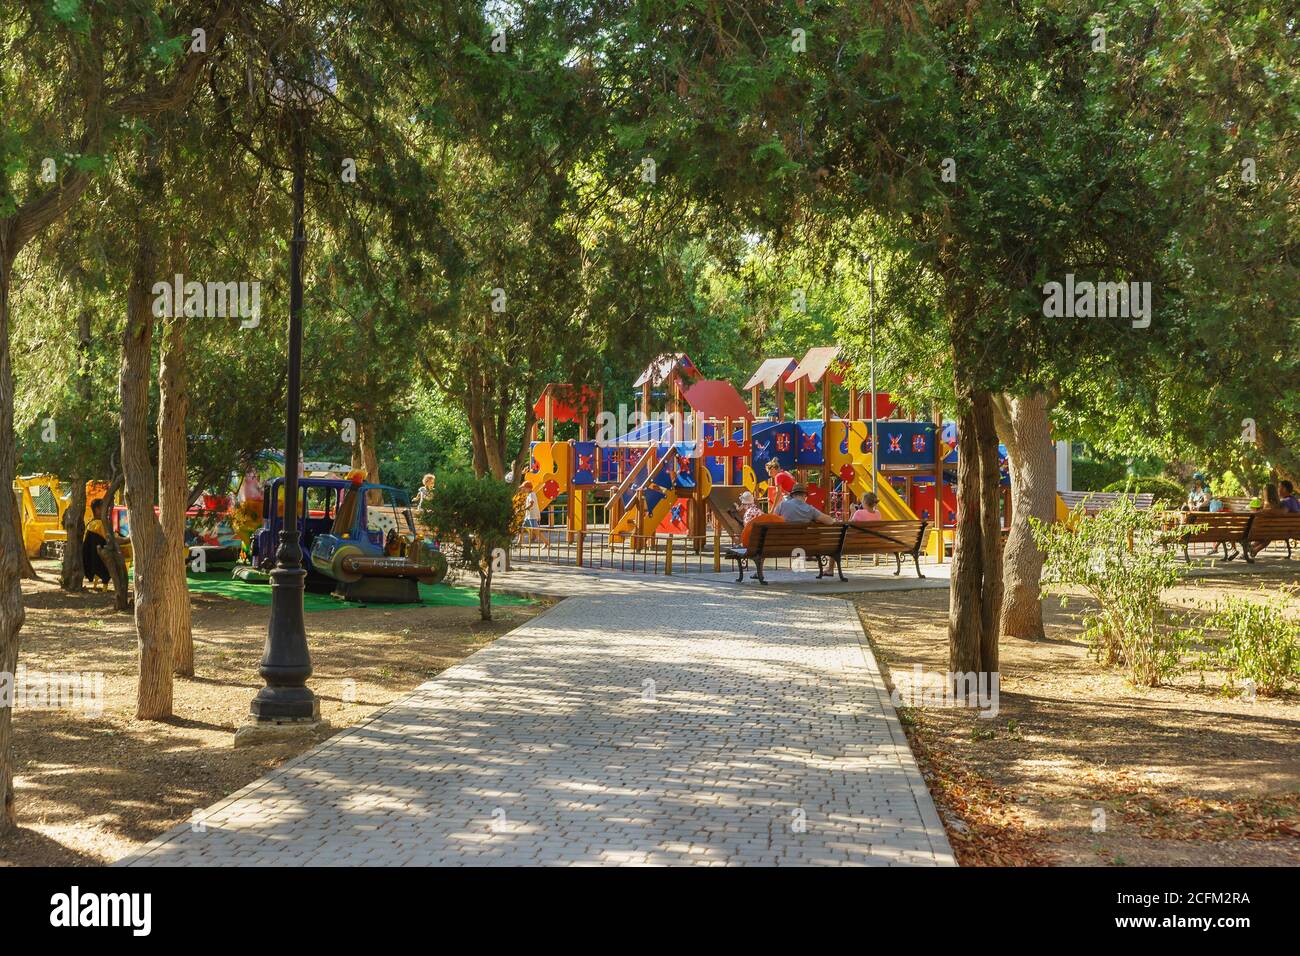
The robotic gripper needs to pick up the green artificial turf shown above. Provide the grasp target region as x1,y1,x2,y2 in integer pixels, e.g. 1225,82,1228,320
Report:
178,569,531,611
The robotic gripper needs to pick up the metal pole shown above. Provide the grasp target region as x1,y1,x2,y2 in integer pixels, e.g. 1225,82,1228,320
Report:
252,112,317,722
868,257,878,497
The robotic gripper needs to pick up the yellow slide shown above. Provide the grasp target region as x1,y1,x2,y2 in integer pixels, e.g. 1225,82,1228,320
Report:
610,489,677,544
825,421,918,520
845,457,917,519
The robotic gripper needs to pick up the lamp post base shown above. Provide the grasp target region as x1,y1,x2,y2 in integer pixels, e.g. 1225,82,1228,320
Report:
234,716,330,749
249,685,320,721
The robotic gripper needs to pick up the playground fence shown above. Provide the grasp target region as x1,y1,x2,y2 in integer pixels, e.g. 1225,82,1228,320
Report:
505,523,927,577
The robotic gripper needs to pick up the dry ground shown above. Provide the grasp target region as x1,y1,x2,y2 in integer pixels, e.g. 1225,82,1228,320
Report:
0,560,545,867
853,565,1300,866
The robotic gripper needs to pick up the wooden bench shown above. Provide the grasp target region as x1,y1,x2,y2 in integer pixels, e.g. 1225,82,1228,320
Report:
1243,513,1300,562
724,522,847,584
723,520,928,584
1177,511,1300,562
1059,491,1156,515
840,520,928,579
1178,512,1254,561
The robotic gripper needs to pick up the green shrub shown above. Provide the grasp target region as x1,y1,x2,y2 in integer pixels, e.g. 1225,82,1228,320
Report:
1200,588,1300,697
1101,475,1186,506
1071,458,1129,492
419,471,516,620
1032,496,1198,687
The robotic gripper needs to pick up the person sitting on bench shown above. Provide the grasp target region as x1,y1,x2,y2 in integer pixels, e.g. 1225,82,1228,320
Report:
849,492,883,522
1248,484,1287,558
773,484,837,525
1280,480,1300,513
1185,473,1210,512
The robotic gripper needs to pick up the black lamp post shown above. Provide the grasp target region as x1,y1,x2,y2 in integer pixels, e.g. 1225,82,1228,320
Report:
251,59,332,723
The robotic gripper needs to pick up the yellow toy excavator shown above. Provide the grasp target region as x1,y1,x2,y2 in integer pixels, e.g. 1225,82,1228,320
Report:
13,475,110,558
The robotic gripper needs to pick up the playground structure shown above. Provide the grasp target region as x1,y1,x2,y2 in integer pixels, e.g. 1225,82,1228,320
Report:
520,347,1013,569
13,475,109,558
249,475,447,602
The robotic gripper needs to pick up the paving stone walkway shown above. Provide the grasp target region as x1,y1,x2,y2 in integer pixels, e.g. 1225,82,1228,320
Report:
120,576,954,866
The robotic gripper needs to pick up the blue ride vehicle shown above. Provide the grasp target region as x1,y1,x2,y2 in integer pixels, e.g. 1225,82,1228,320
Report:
252,476,446,602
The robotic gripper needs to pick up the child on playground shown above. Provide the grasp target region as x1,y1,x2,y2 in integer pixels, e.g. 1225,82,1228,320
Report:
738,490,762,525
414,473,436,508
764,459,794,511
849,492,883,522
518,480,548,549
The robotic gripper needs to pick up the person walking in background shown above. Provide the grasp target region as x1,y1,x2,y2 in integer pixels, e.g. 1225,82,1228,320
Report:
518,480,548,549
82,498,112,591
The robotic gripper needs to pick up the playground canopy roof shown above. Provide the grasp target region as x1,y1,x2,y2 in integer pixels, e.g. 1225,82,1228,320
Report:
633,352,702,388
682,379,754,422
742,357,798,392
532,383,600,423
789,346,847,386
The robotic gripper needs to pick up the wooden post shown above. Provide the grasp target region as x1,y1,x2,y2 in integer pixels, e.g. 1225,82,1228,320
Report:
664,532,673,575
713,522,721,572
723,417,733,484
751,385,761,419
576,529,584,568
544,392,555,443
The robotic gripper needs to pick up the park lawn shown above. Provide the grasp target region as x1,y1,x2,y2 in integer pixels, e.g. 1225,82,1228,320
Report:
853,566,1300,867
0,560,547,867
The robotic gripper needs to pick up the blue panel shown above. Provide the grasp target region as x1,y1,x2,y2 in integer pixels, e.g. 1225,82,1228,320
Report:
573,442,598,486
873,421,937,466
749,421,797,472
795,420,824,466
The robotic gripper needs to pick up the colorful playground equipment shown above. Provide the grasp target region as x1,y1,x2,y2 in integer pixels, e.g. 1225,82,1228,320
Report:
250,474,447,602
522,347,1011,558
13,475,108,558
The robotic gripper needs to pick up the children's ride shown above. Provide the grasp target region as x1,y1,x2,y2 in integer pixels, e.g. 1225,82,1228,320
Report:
251,475,447,602
12,475,107,558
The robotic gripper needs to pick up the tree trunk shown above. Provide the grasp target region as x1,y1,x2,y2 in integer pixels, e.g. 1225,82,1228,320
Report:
11,505,35,579
948,391,985,676
479,564,492,622
101,474,130,611
973,390,1004,674
994,392,1057,640
60,476,87,591
98,543,129,607
120,176,176,720
158,314,193,677
0,250,27,832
